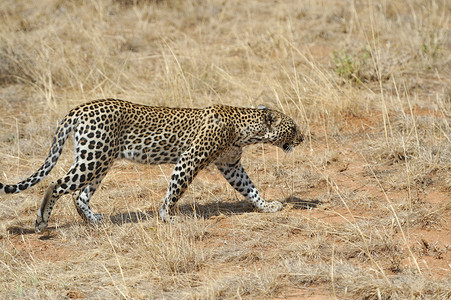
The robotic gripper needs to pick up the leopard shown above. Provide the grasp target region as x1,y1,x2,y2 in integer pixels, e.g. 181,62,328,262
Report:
0,99,304,232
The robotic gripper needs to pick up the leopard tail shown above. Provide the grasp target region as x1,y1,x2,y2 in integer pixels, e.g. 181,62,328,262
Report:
0,114,75,194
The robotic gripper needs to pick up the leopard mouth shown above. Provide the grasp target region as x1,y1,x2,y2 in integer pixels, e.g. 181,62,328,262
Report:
282,143,293,152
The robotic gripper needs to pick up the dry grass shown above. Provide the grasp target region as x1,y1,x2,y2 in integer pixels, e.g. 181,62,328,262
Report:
0,0,450,299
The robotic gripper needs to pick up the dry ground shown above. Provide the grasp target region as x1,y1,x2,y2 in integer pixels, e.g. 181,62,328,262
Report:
0,0,450,299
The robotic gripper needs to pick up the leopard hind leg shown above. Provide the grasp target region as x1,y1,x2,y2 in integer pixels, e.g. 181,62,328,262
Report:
72,176,106,224
35,163,87,232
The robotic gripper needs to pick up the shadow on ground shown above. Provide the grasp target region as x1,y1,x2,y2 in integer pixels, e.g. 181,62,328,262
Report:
284,196,322,209
7,226,36,235
7,224,71,239
7,196,322,231
108,200,252,225
110,196,322,225
109,210,155,224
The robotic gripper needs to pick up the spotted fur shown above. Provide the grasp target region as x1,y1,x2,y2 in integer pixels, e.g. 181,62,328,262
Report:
0,99,303,231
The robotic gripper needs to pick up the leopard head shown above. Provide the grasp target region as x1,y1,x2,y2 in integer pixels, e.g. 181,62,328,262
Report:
259,106,304,152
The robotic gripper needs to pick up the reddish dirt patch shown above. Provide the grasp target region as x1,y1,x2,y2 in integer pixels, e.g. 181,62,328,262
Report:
6,233,75,263
275,288,334,300
342,112,382,134
406,220,451,278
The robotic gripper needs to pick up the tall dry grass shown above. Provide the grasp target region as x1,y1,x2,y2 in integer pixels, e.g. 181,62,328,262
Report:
0,0,450,299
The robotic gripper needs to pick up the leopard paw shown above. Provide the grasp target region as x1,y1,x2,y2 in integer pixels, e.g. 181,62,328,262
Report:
260,201,283,213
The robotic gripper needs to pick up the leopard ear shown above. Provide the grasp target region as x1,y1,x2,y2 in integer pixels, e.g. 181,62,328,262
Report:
257,105,268,110
266,111,281,129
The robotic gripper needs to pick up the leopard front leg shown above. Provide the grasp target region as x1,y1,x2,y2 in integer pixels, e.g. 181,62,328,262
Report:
159,147,224,222
159,153,194,222
159,115,235,222
215,159,283,213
